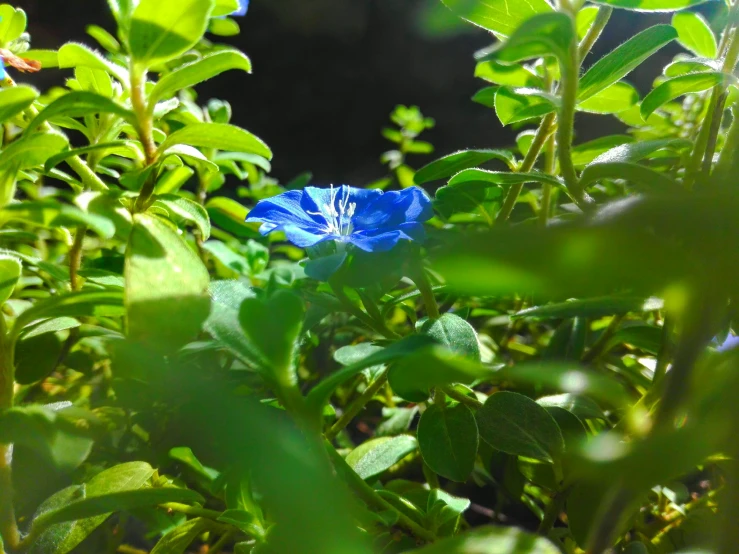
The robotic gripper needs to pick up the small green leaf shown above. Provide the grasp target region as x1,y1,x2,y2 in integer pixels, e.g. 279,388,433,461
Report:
571,135,634,167
414,149,515,184
477,391,565,463
159,123,272,160
474,60,541,87
0,5,27,43
57,43,129,83
14,333,64,385
420,313,480,361
1,200,115,239
672,12,717,58
580,162,678,191
21,317,81,340
590,0,709,11
589,138,690,165
204,280,259,363
0,133,68,171
206,196,255,238
478,13,574,65
150,49,252,104
576,5,600,40
150,518,211,554
494,87,557,125
27,91,134,131
388,346,493,402
27,486,101,554
238,291,304,382
125,213,211,353
537,393,605,420
45,141,139,173
664,56,719,77
577,82,639,114
515,296,663,320
410,525,560,553
129,0,215,64
155,194,211,240
641,72,733,119
346,435,418,480
13,291,124,335
440,0,553,37
578,25,677,101
418,403,478,482
447,168,563,190
0,254,21,304
0,86,38,125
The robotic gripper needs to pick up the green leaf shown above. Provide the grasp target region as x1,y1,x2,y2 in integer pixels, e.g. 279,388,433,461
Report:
37,488,205,527
447,168,563,190
476,392,564,463
589,138,690,165
150,49,252,104
238,290,304,382
0,86,38,124
13,291,124,335
203,240,248,275
440,0,552,37
204,280,259,363
414,149,515,184
516,296,663,320
306,335,437,411
57,43,129,83
21,317,81,339
213,0,240,17
664,56,719,77
494,87,557,125
1,200,115,239
571,135,634,167
150,518,210,554
479,13,574,65
576,5,600,40
27,486,101,554
605,324,663,355
155,194,211,240
0,133,68,171
537,393,605,420
125,213,211,353
23,50,59,68
14,333,64,385
129,0,215,65
409,525,560,553
578,25,677,101
160,123,272,160
345,435,418,480
471,86,497,109
0,5,27,43
641,72,733,119
418,403,478,482
474,60,541,87
206,196,255,238
420,313,480,361
672,12,717,58
388,346,494,402
27,91,134,131
577,82,639,114
0,254,21,304
44,141,139,173
590,0,710,10
579,162,678,191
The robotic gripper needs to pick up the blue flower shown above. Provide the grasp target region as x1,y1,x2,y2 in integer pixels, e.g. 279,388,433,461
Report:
716,334,739,353
246,185,433,253
232,0,248,16
0,60,5,81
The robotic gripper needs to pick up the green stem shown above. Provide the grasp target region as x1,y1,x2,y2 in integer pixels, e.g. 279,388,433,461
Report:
209,529,237,554
131,67,158,212
68,226,87,292
325,370,389,441
324,441,437,543
581,313,624,364
652,317,672,384
442,386,483,410
714,104,739,181
496,112,557,223
577,6,613,60
537,488,570,535
0,316,18,552
409,260,441,320
557,34,582,204
539,134,556,226
66,155,108,192
330,282,400,340
159,502,223,520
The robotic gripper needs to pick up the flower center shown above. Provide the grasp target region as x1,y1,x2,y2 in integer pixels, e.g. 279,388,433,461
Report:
307,185,356,237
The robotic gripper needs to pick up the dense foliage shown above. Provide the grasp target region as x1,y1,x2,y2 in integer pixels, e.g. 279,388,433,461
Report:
0,0,737,553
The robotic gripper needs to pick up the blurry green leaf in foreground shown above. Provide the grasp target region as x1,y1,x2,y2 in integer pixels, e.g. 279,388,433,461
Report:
434,192,739,300
409,525,560,553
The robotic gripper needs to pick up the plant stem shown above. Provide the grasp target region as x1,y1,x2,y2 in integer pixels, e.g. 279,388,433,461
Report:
496,112,557,223
159,502,223,520
538,488,570,535
131,67,159,212
409,260,441,320
0,316,18,552
68,226,87,291
209,529,237,554
330,282,400,340
557,35,582,204
325,369,389,441
581,313,624,364
714,104,739,181
442,386,483,410
539,134,556,226
577,6,613,60
66,155,108,192
324,441,437,543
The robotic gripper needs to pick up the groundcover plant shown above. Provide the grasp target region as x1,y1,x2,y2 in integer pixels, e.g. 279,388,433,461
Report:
0,0,737,552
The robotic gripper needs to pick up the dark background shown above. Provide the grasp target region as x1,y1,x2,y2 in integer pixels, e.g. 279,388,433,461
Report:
17,1,701,185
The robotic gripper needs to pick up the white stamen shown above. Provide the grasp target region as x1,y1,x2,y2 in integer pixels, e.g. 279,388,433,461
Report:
307,185,356,237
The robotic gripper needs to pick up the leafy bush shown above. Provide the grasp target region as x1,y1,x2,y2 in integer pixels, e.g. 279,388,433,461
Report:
0,0,737,553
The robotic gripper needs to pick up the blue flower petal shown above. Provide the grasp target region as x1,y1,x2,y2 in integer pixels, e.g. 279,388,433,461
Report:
232,0,248,16
246,189,325,231
717,334,739,352
0,61,6,81
349,222,426,252
353,187,432,230
280,224,334,248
